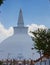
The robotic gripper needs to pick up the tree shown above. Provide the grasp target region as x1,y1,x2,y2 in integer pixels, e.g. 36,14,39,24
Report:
31,29,50,58
0,0,4,6
0,61,3,65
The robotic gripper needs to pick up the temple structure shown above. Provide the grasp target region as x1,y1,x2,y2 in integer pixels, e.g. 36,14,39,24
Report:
0,9,39,60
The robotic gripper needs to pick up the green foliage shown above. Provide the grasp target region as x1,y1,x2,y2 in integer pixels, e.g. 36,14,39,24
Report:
0,0,4,6
31,29,50,57
0,61,3,65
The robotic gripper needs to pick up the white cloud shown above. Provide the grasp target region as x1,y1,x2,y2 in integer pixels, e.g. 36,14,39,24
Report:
0,23,14,43
0,23,47,43
28,24,47,37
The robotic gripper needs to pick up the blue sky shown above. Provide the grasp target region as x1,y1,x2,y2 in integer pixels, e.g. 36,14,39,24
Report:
0,0,50,28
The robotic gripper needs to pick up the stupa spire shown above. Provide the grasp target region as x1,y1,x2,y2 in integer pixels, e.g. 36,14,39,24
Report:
17,9,24,27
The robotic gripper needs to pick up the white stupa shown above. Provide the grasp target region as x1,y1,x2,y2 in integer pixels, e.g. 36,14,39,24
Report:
0,9,39,60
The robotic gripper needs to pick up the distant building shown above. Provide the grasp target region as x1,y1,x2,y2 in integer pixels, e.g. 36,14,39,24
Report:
0,9,39,60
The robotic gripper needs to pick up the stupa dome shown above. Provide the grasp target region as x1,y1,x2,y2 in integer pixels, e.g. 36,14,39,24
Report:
0,9,39,60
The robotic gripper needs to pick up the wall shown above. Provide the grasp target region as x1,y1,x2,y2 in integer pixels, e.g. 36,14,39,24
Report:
35,59,50,65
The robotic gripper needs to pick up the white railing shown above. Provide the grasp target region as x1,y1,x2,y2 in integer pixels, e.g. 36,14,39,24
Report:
35,59,50,65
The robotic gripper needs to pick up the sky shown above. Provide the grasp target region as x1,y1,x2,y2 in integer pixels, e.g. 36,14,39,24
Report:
0,0,50,28
0,0,50,42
